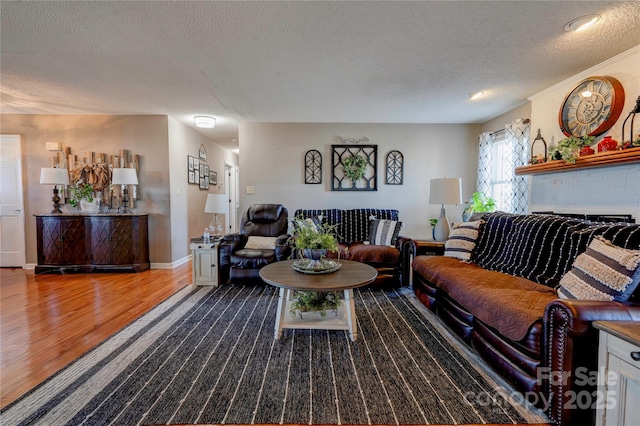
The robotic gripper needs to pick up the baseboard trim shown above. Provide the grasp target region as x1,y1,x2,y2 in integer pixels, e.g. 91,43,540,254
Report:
151,254,191,270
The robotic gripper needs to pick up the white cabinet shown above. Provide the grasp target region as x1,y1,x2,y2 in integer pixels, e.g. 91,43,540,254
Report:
190,239,219,286
595,321,640,426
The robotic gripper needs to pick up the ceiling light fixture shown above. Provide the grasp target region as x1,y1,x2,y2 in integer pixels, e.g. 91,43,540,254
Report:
469,91,485,100
581,90,593,98
194,116,216,128
564,15,600,32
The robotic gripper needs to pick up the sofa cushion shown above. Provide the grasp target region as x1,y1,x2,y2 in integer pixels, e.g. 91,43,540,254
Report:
444,220,483,261
244,236,278,250
558,236,640,301
348,242,400,264
231,249,276,268
368,219,402,246
413,255,558,341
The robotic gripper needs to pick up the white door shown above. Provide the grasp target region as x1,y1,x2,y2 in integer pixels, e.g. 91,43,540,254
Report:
0,135,26,267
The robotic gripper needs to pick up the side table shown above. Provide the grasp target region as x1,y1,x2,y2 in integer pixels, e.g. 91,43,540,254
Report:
594,321,640,426
189,238,220,286
414,240,445,256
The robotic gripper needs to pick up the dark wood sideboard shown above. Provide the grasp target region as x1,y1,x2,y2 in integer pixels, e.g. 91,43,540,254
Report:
35,213,150,273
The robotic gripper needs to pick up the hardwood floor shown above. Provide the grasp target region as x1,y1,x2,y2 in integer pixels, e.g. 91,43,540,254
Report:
0,265,192,409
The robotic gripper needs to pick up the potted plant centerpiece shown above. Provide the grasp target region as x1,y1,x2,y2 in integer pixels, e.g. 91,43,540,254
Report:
69,183,100,212
462,191,496,222
289,217,342,318
290,217,340,269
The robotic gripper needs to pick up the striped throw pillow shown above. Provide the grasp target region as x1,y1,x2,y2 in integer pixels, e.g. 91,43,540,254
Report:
557,236,640,301
444,220,483,261
369,219,402,246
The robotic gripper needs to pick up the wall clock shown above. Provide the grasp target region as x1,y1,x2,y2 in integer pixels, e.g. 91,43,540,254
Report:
558,76,625,137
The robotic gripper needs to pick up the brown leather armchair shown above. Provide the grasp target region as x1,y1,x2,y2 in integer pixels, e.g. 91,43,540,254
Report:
219,204,290,284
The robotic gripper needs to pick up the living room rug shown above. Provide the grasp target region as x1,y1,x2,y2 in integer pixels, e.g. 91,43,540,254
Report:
1,284,549,425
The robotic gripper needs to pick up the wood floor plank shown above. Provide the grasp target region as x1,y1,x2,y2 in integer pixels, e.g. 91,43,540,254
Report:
0,265,191,409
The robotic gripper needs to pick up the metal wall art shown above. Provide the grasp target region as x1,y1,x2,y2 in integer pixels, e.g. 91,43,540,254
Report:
304,149,322,184
385,150,403,185
331,144,377,191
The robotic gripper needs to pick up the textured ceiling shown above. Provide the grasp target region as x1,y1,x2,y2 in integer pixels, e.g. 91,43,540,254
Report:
2,1,640,150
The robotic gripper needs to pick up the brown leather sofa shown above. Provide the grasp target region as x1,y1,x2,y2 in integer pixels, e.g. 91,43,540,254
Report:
219,204,291,283
412,212,640,426
294,208,414,286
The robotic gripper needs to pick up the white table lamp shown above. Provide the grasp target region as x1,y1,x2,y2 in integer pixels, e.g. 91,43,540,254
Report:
112,168,139,213
429,177,462,241
204,194,226,236
40,168,70,214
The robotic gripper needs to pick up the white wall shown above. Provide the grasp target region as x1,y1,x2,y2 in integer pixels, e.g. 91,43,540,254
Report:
238,122,480,239
527,45,640,219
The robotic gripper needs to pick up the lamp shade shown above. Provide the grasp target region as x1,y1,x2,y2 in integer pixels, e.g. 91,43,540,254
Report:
40,168,69,185
429,178,462,205
204,194,227,213
111,168,139,185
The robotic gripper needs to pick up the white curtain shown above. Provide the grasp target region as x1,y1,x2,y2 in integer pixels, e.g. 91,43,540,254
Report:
476,131,494,197
476,118,530,214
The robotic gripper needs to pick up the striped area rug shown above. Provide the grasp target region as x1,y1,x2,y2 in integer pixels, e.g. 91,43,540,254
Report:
2,284,548,425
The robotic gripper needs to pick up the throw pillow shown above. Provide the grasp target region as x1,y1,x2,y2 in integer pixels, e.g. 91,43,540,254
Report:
244,236,278,250
557,236,640,301
444,220,483,261
369,219,402,246
293,216,323,233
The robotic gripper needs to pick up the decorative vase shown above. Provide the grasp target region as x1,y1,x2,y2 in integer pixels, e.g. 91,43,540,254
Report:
579,146,595,156
598,136,618,152
302,248,327,270
80,198,100,213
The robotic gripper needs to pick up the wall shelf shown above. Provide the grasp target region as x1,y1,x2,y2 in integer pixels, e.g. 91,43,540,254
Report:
515,147,640,176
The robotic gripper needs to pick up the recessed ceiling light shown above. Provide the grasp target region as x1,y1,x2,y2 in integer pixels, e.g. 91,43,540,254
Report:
564,15,600,32
468,91,485,100
194,116,216,128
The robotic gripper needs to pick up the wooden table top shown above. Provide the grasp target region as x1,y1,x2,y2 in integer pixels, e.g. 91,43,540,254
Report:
594,321,640,346
259,260,377,291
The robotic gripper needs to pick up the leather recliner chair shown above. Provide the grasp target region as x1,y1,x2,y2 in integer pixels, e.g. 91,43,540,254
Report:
219,204,290,283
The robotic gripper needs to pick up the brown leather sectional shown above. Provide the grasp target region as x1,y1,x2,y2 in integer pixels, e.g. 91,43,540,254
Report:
412,212,640,426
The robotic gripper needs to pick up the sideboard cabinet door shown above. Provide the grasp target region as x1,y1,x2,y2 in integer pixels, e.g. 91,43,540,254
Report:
90,216,134,266
36,216,86,272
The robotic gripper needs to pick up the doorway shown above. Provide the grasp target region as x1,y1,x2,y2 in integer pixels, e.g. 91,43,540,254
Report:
0,135,26,267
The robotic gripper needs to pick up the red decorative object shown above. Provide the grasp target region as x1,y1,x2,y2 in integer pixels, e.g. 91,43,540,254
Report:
580,146,595,156
597,136,618,152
